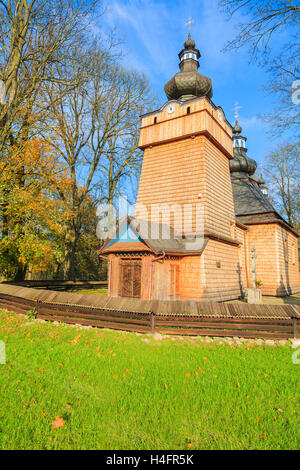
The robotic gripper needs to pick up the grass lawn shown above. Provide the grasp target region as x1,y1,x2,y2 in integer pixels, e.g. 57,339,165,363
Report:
69,288,108,296
0,309,299,450
69,288,300,304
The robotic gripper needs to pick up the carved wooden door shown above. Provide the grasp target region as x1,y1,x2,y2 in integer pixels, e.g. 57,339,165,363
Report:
120,259,142,298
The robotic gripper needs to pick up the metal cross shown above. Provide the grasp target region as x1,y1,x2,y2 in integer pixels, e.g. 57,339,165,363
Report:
185,16,194,39
233,101,243,120
251,245,257,288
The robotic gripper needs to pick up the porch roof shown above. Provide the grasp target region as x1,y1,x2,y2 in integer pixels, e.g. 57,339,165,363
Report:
99,217,207,256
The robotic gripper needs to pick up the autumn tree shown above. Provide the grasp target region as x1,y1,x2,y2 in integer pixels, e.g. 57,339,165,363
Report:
43,47,153,280
0,139,72,279
0,0,102,280
0,1,154,281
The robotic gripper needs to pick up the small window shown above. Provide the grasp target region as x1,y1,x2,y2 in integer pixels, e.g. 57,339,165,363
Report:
187,107,190,115
154,117,157,124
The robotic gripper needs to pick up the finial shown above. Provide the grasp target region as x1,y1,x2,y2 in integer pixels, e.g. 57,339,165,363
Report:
233,119,242,135
185,16,194,40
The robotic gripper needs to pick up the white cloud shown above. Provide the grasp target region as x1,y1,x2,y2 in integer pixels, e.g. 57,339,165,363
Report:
239,115,265,131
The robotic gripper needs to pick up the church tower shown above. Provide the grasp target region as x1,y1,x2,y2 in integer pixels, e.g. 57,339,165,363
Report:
136,35,237,243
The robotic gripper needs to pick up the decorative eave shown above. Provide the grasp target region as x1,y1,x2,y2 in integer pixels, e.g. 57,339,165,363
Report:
139,129,233,160
235,219,249,231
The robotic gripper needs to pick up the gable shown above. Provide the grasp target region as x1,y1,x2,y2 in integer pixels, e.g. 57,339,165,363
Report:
104,220,144,250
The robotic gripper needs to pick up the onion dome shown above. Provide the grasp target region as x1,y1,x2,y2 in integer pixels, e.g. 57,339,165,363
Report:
232,120,242,135
257,175,265,186
257,175,268,195
164,35,213,102
230,120,257,177
184,35,195,49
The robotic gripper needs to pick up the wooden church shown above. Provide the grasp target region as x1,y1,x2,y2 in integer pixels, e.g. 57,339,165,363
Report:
100,34,300,302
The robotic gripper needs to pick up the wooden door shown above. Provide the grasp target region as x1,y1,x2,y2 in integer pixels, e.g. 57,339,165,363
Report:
170,264,180,299
120,259,142,298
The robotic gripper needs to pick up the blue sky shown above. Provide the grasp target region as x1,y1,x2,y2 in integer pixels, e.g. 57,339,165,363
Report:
99,0,288,171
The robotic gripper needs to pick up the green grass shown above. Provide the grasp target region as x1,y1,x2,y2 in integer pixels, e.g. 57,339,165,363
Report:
69,288,108,295
228,293,300,305
0,309,299,450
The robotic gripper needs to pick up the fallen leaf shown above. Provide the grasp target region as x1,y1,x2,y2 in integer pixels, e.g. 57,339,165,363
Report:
58,362,64,367
65,404,72,409
107,350,113,354
164,383,168,389
277,408,284,413
52,416,66,429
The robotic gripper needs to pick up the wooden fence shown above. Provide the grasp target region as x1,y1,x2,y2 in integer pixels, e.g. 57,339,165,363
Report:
0,284,299,340
2,280,108,290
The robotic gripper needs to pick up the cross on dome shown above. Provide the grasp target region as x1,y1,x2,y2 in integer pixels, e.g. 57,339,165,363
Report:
185,16,194,39
233,101,243,121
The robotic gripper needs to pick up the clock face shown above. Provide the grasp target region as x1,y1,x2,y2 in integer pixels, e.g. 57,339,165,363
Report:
167,104,175,114
217,110,224,121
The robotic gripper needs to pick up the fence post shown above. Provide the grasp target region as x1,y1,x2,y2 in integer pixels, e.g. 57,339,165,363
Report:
151,312,155,334
36,299,40,317
293,319,297,339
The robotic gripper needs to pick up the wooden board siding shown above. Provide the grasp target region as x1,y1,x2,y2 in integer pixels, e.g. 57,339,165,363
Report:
135,134,236,240
246,223,300,296
139,98,233,157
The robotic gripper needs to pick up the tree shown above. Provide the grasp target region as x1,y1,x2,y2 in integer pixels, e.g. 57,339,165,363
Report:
0,0,100,151
0,138,72,279
264,143,300,230
43,47,153,280
0,0,102,280
219,0,300,136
